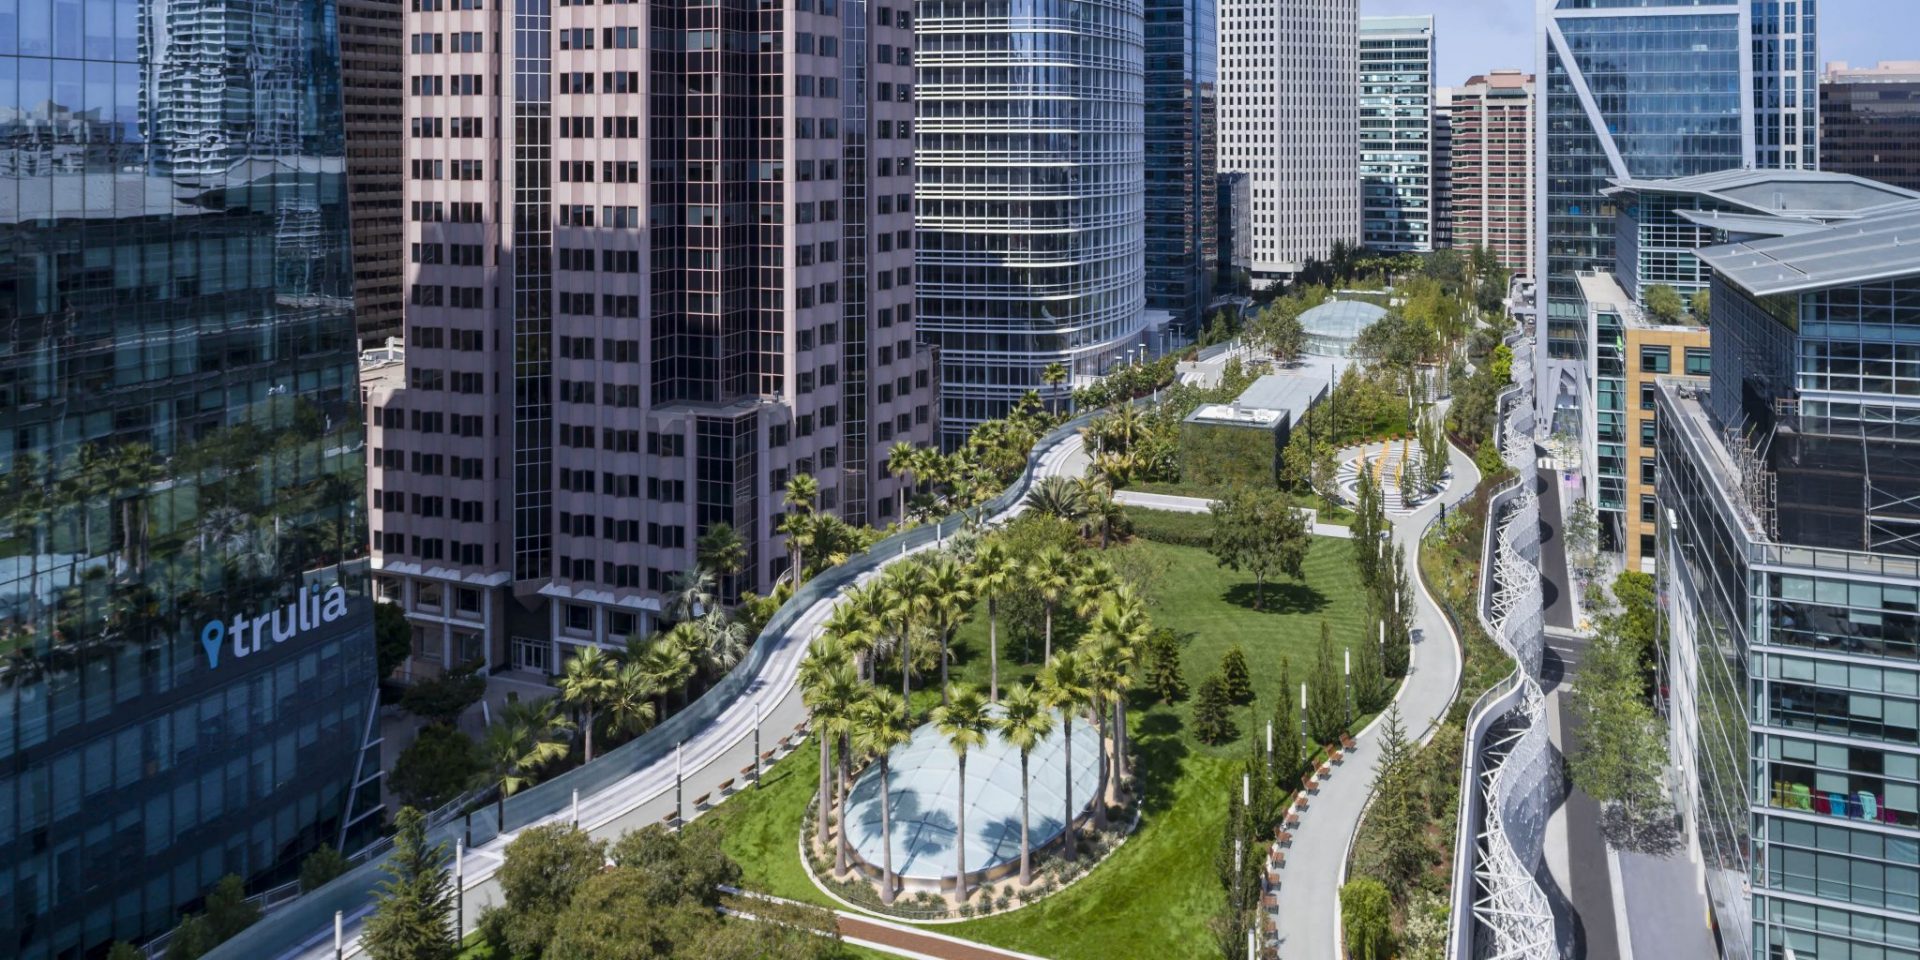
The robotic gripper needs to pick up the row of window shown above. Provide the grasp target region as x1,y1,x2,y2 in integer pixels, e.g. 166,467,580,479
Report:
372,448,488,479
372,407,486,437
409,201,485,223
557,336,643,363
410,116,486,137
374,534,487,566
412,243,486,266
409,31,483,53
410,75,485,96
408,284,486,308
372,492,490,524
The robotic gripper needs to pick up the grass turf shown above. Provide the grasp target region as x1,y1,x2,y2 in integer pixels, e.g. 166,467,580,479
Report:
693,520,1373,960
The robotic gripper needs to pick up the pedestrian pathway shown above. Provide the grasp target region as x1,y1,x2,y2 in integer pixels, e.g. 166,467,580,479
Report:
727,889,1052,960
1111,489,1353,539
1266,414,1482,960
1334,438,1448,516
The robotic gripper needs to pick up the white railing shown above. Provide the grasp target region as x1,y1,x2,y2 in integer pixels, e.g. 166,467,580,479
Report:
1448,336,1563,960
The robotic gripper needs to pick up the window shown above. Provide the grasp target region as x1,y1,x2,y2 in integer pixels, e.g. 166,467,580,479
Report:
1640,457,1656,485
1685,347,1711,376
1640,383,1657,410
1641,419,1657,445
1639,496,1657,524
1640,345,1671,374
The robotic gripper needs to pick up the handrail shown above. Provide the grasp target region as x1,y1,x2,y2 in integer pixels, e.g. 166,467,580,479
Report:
202,401,1118,960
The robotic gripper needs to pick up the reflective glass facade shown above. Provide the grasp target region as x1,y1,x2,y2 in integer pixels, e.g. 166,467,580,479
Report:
1144,0,1216,331
1358,15,1432,253
1658,266,1920,960
0,0,378,952
916,0,1147,443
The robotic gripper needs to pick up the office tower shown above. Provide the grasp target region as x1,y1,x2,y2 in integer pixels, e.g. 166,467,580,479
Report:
0,0,380,952
1218,171,1252,285
369,0,935,673
1144,0,1219,333
341,0,406,344
1218,0,1357,284
1752,0,1818,171
1656,206,1920,960
1822,61,1920,192
1449,70,1533,274
1358,16,1434,253
1431,87,1452,250
916,0,1146,444
1582,170,1919,555
1534,0,1812,546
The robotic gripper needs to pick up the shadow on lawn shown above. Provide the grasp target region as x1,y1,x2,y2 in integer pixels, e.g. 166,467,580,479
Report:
1128,710,1190,819
1219,581,1327,615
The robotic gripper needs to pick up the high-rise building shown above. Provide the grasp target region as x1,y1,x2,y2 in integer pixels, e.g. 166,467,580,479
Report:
341,0,406,345
1534,0,1813,545
1358,15,1434,253
369,0,935,673
1583,170,1917,553
1218,0,1357,283
1144,0,1218,333
1656,206,1920,960
916,0,1147,444
1821,61,1920,193
1431,86,1452,250
1219,171,1252,284
1448,70,1532,274
0,0,381,953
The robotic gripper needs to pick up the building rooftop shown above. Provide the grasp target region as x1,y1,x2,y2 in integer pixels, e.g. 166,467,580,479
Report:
1697,206,1920,296
1825,60,1920,82
1673,209,1830,239
1604,168,1920,223
1359,14,1433,34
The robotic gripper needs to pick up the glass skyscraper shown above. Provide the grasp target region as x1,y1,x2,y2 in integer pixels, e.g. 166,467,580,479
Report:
1657,206,1920,960
916,0,1147,443
0,0,379,952
1358,15,1433,253
1144,0,1216,332
1535,0,1812,550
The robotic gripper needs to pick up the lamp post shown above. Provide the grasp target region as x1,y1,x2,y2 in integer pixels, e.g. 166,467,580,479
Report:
334,910,343,960
675,740,685,826
1344,648,1353,722
753,698,763,787
455,840,465,939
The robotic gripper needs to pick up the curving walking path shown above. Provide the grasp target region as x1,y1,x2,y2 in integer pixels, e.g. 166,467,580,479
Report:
1268,409,1482,960
269,434,1093,960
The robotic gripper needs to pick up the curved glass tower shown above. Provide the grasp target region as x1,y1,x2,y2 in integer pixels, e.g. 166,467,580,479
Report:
916,0,1147,444
0,0,377,953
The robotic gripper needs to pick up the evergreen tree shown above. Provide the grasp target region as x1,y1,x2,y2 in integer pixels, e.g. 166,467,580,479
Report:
1270,658,1305,785
163,915,214,960
1341,877,1394,960
1306,623,1349,746
300,845,349,893
1218,645,1254,704
1192,673,1236,745
107,943,144,960
1352,470,1383,589
485,824,607,958
363,807,457,960
202,875,260,942
1374,545,1413,679
1570,631,1671,840
1356,706,1428,888
1142,627,1188,703
1352,619,1390,713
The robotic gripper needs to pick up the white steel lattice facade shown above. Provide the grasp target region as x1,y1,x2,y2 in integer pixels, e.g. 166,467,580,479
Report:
1217,0,1358,282
1451,338,1563,960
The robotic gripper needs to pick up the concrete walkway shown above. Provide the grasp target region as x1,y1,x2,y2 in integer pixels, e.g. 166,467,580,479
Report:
1270,419,1482,960
1112,489,1353,539
280,433,1093,960
728,890,1053,960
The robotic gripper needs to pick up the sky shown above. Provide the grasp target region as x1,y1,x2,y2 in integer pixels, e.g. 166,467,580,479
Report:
1360,0,1920,89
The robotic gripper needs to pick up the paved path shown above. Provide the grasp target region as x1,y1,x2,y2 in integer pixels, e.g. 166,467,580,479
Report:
279,434,1093,960
728,890,1051,960
1534,456,1577,631
1270,418,1482,960
1113,489,1353,539
1542,636,1620,960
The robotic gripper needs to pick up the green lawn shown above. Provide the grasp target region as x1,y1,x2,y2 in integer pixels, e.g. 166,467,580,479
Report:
692,518,1375,960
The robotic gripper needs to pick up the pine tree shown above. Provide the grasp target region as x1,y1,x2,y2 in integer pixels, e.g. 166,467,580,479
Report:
362,807,458,960
1374,544,1413,679
1142,627,1188,703
1219,645,1254,704
1271,658,1305,785
1306,623,1349,746
1352,470,1382,589
1358,706,1429,888
1193,673,1236,745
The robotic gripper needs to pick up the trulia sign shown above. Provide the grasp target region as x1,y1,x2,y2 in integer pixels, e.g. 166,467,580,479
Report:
199,582,351,669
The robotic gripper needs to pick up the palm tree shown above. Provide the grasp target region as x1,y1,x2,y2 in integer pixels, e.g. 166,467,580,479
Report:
968,541,1015,700
1023,475,1086,523
480,697,573,826
1030,548,1075,664
886,441,919,522
603,663,658,741
853,688,914,905
1042,361,1069,416
799,639,854,852
1038,653,1091,860
930,685,991,900
694,609,749,674
781,473,821,581
996,683,1056,885
1087,592,1147,788
825,585,883,682
881,561,928,718
666,567,716,623
696,522,747,579
921,556,974,703
1070,559,1120,619
1077,478,1124,548
631,634,694,717
556,645,616,763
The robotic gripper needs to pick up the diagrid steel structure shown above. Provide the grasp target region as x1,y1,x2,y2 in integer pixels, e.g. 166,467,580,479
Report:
1447,336,1563,960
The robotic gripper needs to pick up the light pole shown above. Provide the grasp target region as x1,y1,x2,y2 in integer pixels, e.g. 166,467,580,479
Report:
334,910,343,960
675,740,685,826
753,698,763,787
454,839,465,939
1344,648,1353,722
